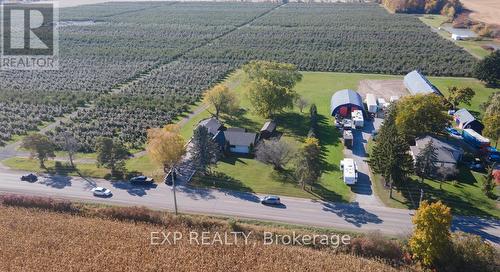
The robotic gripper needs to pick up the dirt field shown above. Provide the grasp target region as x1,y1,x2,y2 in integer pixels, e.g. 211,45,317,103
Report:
461,0,500,26
357,79,410,101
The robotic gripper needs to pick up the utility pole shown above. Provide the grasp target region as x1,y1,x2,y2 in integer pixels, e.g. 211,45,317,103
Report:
172,167,178,215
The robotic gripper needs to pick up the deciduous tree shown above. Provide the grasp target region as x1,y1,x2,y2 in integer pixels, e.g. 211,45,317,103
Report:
295,137,322,189
203,84,239,120
191,126,220,175
255,138,294,171
295,96,308,113
247,79,297,118
243,60,302,89
410,201,452,269
96,137,129,177
61,131,79,168
446,86,475,110
475,51,500,86
21,133,55,168
395,94,450,139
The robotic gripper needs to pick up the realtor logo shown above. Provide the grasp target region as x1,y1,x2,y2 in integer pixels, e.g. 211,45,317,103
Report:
1,2,59,70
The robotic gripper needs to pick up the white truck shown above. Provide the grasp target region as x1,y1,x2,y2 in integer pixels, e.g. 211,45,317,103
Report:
365,93,378,114
351,109,364,128
340,158,358,185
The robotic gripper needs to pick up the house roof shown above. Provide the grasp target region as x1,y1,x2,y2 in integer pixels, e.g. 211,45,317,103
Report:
410,135,463,164
404,70,441,96
198,118,222,135
224,130,257,147
330,89,364,115
261,121,276,133
454,109,477,125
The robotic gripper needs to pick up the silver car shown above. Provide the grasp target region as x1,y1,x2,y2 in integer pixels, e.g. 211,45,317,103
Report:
261,195,281,205
91,187,112,197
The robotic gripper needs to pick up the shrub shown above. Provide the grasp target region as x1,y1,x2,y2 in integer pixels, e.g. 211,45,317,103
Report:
347,232,403,264
0,194,77,213
441,232,500,272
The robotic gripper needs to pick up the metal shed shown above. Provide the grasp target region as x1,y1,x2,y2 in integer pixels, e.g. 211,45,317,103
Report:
454,109,484,134
404,70,442,96
330,89,365,117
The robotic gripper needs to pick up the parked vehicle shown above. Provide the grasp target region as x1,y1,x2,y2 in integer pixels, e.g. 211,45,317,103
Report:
351,110,364,128
462,129,490,149
342,119,353,130
470,158,486,172
365,93,378,114
20,173,37,182
91,187,112,197
130,175,154,185
343,130,353,148
260,195,281,205
340,158,358,185
487,146,500,163
445,127,462,139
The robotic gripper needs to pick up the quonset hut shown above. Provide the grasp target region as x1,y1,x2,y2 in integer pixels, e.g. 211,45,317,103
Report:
330,89,365,118
404,70,442,96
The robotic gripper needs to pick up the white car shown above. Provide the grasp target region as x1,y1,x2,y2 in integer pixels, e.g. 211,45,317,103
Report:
91,187,112,197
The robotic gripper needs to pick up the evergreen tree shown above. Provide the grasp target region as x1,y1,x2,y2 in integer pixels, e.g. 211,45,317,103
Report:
415,139,438,182
369,106,414,197
191,126,220,175
295,137,321,189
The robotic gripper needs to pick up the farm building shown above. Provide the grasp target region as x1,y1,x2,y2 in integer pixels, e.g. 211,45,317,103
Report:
330,89,365,118
404,70,442,96
453,109,484,134
410,135,463,174
260,120,277,139
224,130,257,154
197,118,224,136
365,93,378,114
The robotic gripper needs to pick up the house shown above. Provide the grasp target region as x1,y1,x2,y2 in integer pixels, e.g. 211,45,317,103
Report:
330,89,365,118
224,130,257,154
197,118,224,136
410,135,463,170
453,109,484,134
404,70,442,96
259,120,276,139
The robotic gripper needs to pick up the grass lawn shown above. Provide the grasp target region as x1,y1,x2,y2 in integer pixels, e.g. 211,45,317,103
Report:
418,14,494,59
367,139,499,218
2,157,110,179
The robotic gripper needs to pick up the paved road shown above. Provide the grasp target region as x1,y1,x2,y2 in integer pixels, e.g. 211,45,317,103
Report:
0,169,498,245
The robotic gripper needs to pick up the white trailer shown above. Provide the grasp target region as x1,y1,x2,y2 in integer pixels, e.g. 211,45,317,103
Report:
365,93,378,114
340,158,358,185
351,109,364,128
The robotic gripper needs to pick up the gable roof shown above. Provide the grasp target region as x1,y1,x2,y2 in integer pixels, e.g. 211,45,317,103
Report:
261,121,276,133
330,89,364,115
224,130,257,147
404,70,441,96
411,135,463,164
454,109,476,125
198,118,222,135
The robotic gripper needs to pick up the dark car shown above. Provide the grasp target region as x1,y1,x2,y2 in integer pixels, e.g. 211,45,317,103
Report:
129,176,154,185
470,159,486,172
21,173,38,182
164,170,177,186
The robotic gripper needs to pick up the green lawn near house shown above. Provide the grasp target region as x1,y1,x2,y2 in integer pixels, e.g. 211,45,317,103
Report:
367,139,499,218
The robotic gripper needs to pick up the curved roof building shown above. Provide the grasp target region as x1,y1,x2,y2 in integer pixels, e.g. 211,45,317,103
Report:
330,89,364,117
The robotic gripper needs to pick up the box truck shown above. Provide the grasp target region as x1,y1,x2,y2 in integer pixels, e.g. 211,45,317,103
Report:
462,129,490,149
365,93,378,114
340,158,358,185
351,110,364,128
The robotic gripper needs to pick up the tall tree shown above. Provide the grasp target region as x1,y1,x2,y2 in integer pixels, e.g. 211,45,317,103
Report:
475,50,500,86
203,84,239,120
415,139,438,182
395,94,450,140
147,124,186,214
369,106,415,197
95,137,129,177
295,137,322,189
243,60,302,89
191,126,220,175
61,131,79,168
482,93,500,147
255,139,294,171
247,79,297,118
21,133,55,168
410,201,452,269
446,86,475,110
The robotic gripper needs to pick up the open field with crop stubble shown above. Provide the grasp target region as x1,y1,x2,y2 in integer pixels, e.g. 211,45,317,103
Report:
0,205,398,272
